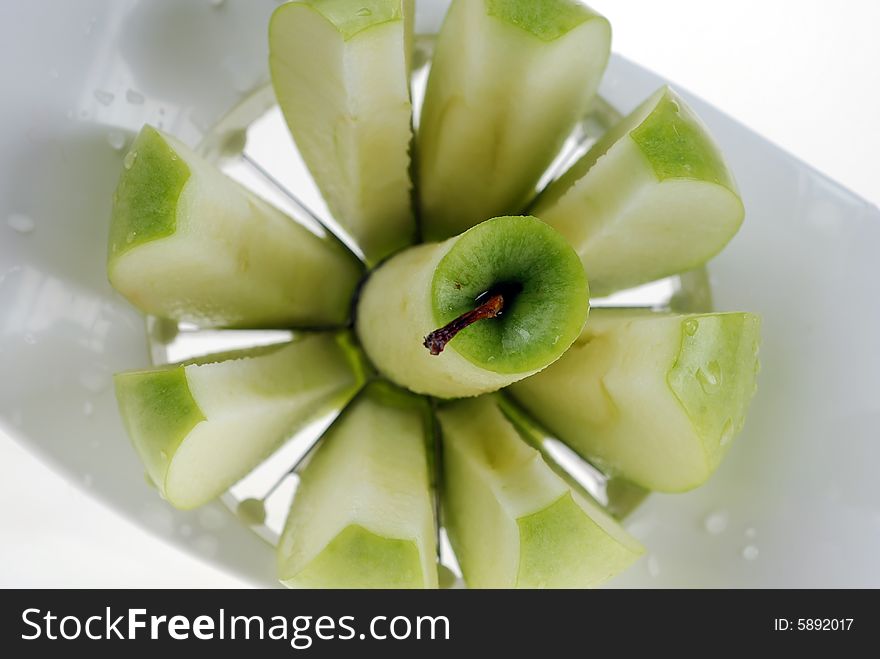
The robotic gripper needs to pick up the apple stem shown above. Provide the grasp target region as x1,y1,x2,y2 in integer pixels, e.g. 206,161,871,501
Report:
424,293,505,356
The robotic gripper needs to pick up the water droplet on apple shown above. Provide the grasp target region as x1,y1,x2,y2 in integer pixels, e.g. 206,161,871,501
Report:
123,150,138,170
696,360,722,394
93,89,115,106
236,498,266,526
719,418,734,446
356,7,373,16
107,130,126,151
683,318,698,336
7,212,35,234
126,89,145,105
703,510,728,535
742,545,759,561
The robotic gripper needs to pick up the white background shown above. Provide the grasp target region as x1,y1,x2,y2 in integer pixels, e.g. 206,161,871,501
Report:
1,0,878,587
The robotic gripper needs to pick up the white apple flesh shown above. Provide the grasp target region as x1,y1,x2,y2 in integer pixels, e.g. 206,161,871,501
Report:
269,0,416,265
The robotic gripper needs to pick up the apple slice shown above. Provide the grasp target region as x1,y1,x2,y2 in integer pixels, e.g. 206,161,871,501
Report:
532,86,745,296
417,0,611,240
356,215,589,398
269,0,416,265
438,395,643,588
108,125,362,329
508,309,761,492
114,332,367,509
278,381,437,589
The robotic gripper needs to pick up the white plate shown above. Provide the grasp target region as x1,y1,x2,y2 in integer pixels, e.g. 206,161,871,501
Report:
1,0,878,587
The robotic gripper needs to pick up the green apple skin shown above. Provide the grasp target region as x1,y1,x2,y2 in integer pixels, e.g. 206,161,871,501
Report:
508,309,761,492
269,0,416,265
438,395,643,588
108,125,362,328
531,86,744,297
417,0,611,240
114,332,368,510
278,381,438,589
355,215,589,399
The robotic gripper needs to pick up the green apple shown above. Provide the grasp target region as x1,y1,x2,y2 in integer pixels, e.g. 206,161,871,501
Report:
418,0,611,240
278,381,437,589
108,125,362,328
270,0,416,265
356,215,589,398
532,86,744,296
114,332,367,509
438,395,643,588
508,309,761,492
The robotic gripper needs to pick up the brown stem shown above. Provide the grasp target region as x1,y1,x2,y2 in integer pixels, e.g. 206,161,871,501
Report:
423,293,505,356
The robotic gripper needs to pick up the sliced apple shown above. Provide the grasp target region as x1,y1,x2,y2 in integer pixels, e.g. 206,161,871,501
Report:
114,332,367,509
356,215,589,398
439,395,643,588
417,0,611,240
508,309,761,492
532,86,744,296
269,0,416,265
278,381,437,589
108,125,362,328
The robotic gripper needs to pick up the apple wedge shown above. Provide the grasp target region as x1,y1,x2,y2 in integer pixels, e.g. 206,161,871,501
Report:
438,395,643,588
278,381,437,589
532,87,744,296
269,0,416,265
356,215,589,398
508,309,761,492
108,125,362,328
418,0,611,240
114,332,367,509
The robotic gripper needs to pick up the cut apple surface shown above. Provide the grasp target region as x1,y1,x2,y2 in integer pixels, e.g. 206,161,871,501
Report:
278,381,438,589
417,0,611,240
356,215,589,398
114,332,367,510
508,309,761,492
532,86,744,296
270,0,416,265
438,395,643,588
108,125,363,328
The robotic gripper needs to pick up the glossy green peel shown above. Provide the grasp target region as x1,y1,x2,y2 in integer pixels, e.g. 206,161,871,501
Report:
486,0,599,41
630,92,735,190
431,216,589,374
108,126,189,261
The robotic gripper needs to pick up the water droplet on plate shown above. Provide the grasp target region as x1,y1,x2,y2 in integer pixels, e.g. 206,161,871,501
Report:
696,360,722,394
7,212,35,234
742,545,759,561
703,510,728,535
106,130,126,151
683,318,698,336
356,7,372,16
93,89,115,106
126,89,145,105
